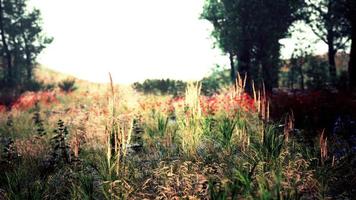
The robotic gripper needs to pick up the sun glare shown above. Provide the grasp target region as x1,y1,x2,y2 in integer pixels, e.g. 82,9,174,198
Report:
29,0,327,84
29,0,229,84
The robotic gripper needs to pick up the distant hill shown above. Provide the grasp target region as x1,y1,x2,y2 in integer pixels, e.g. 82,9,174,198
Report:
34,65,76,83
34,65,108,92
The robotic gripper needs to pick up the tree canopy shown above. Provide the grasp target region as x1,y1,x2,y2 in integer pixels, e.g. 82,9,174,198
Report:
0,0,52,88
303,0,351,84
202,0,305,91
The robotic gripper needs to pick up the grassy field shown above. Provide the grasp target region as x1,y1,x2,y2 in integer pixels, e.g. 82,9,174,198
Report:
0,69,355,199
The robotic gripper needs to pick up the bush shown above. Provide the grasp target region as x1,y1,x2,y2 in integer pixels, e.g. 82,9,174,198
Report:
133,79,186,96
0,88,21,108
0,80,55,109
201,65,230,96
22,80,56,92
58,79,77,92
132,65,231,96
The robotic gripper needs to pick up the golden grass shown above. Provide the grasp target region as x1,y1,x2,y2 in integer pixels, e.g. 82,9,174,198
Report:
175,82,203,155
0,70,339,199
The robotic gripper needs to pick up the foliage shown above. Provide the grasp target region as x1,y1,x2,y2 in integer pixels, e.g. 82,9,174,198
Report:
51,119,71,165
23,80,56,92
133,79,186,96
201,0,305,90
201,65,230,96
270,90,356,131
0,87,21,108
326,0,356,89
32,109,46,137
58,79,77,93
280,54,331,90
217,115,238,148
303,0,351,84
304,56,331,89
0,76,355,199
252,125,285,166
0,0,52,88
0,0,355,197
145,113,169,139
175,82,203,155
133,67,231,97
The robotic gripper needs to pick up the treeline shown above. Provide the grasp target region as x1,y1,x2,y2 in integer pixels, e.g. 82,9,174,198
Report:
201,0,356,91
280,52,350,90
133,79,186,96
1,0,355,97
134,52,351,96
133,66,231,96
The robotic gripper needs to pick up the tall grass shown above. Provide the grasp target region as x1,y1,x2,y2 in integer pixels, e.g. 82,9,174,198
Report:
175,82,203,155
102,73,134,198
0,72,353,199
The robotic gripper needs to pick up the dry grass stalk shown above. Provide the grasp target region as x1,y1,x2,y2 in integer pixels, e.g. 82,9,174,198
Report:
252,80,257,103
236,127,250,151
108,73,135,176
72,131,80,159
250,78,269,122
234,73,247,98
284,112,295,142
176,82,203,155
319,130,328,165
109,72,115,98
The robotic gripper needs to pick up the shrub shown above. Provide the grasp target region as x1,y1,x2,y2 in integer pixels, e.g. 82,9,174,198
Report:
21,80,56,92
58,79,77,92
133,79,186,96
201,65,231,96
0,88,21,109
51,120,71,165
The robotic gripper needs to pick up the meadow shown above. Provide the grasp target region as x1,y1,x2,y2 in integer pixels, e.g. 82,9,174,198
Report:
0,71,355,200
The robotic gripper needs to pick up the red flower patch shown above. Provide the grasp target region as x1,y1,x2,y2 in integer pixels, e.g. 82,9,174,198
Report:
0,104,6,112
11,91,58,110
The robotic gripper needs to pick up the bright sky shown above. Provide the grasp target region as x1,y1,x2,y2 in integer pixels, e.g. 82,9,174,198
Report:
29,0,327,84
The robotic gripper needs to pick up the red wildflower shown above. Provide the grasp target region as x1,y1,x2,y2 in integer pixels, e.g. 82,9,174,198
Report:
11,92,58,110
0,104,6,112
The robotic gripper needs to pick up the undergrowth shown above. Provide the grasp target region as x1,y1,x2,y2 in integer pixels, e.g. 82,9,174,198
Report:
0,78,354,199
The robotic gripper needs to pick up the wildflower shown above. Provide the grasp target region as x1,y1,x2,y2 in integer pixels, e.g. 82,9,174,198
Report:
0,104,6,112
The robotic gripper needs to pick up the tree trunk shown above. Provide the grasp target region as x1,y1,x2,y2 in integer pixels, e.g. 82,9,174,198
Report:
289,66,294,90
0,0,12,86
23,34,33,81
326,0,337,86
262,63,273,92
298,58,305,90
349,24,356,89
229,52,236,83
237,47,252,93
327,32,337,85
237,49,250,76
260,52,279,92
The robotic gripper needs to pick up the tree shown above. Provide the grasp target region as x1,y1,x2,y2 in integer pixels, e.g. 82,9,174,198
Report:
202,0,305,91
252,0,305,91
304,0,351,85
0,0,52,88
0,0,11,85
341,0,356,89
280,44,331,90
201,0,239,83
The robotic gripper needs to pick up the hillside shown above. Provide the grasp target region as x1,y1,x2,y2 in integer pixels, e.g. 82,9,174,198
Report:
34,65,108,93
